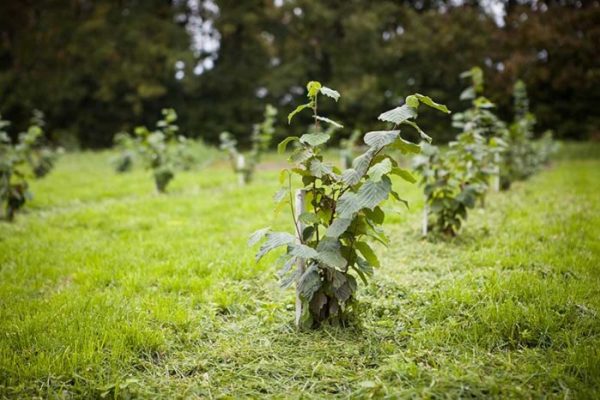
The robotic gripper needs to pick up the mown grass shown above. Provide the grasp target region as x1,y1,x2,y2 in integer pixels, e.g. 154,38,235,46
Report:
0,143,599,398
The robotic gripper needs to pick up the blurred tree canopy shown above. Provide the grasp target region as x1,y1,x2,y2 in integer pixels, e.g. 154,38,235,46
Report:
0,0,598,148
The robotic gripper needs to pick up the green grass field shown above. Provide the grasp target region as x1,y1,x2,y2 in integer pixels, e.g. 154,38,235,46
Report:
1,144,599,398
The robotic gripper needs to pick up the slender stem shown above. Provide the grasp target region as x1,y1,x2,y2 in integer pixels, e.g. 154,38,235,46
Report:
288,174,303,243
313,96,319,131
312,181,320,244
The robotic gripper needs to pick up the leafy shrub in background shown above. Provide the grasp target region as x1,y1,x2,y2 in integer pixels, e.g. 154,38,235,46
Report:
250,81,449,329
534,130,559,165
17,110,60,179
132,108,187,193
500,80,539,189
0,111,59,220
414,143,482,236
452,67,507,201
0,116,27,221
112,132,137,173
220,104,277,184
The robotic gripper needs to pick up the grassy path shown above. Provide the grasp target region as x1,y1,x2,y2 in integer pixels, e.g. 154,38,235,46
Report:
0,147,599,398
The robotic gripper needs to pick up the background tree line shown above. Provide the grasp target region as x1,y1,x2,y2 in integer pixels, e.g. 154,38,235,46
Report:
0,0,598,148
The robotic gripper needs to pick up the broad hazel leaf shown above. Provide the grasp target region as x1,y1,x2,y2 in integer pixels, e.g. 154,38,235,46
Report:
298,264,322,301
350,146,379,179
415,94,450,113
288,103,311,124
325,217,352,238
390,167,417,183
368,158,392,182
378,105,417,125
289,243,319,260
278,136,300,154
316,238,347,270
363,130,400,149
391,137,421,154
315,116,344,128
256,232,296,262
341,168,361,186
337,177,392,218
320,86,341,101
248,227,271,246
290,148,314,163
336,192,359,218
356,177,392,210
309,158,334,178
355,241,380,268
300,132,331,147
306,81,322,97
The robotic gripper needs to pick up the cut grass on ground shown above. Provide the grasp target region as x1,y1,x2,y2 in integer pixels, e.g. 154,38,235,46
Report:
0,143,599,398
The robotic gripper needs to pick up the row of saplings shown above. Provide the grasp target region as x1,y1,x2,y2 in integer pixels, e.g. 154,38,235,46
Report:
0,111,61,221
112,105,279,189
250,70,556,330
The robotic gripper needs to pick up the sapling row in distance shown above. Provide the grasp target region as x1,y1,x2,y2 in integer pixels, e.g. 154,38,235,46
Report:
501,80,557,189
220,104,277,185
250,81,449,329
114,109,192,193
0,111,59,221
417,70,558,237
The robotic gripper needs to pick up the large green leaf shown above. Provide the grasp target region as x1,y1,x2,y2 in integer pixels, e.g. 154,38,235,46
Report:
316,238,347,270
337,177,392,218
352,146,379,176
363,130,400,149
325,218,352,238
256,232,296,261
300,132,330,147
341,168,361,186
320,86,340,101
309,158,334,178
378,105,417,125
415,94,450,113
289,243,319,260
290,148,314,163
368,158,392,182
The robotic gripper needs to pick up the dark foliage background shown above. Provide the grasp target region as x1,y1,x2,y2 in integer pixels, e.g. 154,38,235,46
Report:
0,0,598,148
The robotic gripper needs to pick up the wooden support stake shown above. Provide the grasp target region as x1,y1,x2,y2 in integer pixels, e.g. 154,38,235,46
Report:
236,154,246,186
493,153,500,192
294,189,306,328
422,198,429,237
